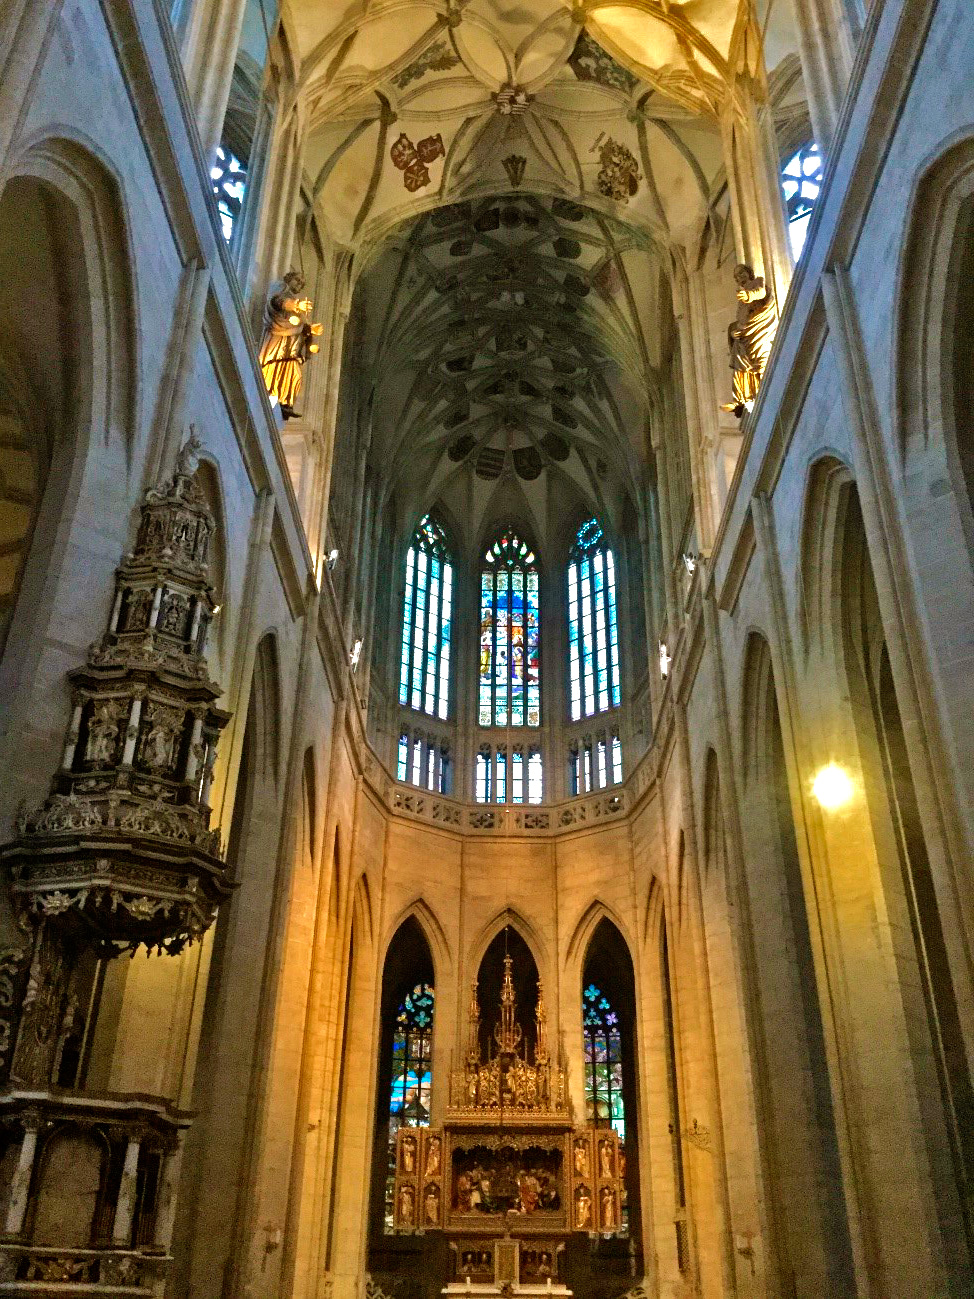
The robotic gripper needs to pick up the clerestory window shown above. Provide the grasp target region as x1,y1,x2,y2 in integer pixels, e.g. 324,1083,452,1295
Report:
781,141,823,262
479,531,540,727
568,519,620,720
399,515,453,719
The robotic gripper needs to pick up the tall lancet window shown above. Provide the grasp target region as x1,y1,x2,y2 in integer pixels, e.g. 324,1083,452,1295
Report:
479,531,540,727
385,981,434,1229
400,515,453,719
568,519,620,720
781,141,823,261
583,983,626,1143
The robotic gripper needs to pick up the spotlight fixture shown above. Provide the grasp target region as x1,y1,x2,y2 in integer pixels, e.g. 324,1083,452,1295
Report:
326,548,339,571
350,639,362,670
659,641,671,679
811,762,854,810
682,553,697,576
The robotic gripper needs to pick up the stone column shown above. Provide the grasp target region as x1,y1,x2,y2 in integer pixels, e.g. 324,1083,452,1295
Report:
721,81,793,306
182,0,252,160
670,260,722,552
4,1114,41,1236
113,1131,144,1246
788,0,857,148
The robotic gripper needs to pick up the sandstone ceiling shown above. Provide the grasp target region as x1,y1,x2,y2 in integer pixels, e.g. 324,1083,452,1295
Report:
287,0,803,255
292,1,807,548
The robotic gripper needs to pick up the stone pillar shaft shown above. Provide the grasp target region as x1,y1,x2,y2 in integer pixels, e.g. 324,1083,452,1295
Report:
4,1124,39,1236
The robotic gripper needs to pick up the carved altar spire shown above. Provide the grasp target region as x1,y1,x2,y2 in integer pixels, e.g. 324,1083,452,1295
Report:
534,978,549,1065
494,954,523,1056
466,979,481,1066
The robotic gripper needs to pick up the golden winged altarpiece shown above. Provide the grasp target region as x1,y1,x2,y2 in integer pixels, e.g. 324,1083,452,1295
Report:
394,956,625,1294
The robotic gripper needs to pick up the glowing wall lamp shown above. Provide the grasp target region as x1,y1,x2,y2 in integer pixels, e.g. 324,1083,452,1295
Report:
811,762,854,811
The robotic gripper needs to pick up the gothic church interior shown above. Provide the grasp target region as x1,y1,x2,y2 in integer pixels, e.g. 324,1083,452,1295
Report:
0,1,972,1297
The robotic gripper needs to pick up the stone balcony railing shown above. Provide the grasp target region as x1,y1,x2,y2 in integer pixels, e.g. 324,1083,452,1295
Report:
368,731,660,838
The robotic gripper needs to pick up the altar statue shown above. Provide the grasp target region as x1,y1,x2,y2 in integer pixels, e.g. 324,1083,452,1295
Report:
258,270,323,419
721,263,777,418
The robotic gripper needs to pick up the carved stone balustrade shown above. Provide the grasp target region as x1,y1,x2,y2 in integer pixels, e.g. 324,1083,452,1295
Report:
0,1089,190,1299
0,436,231,956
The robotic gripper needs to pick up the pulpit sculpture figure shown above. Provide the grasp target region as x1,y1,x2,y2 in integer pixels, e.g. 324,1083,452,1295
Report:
721,263,777,418
258,270,323,419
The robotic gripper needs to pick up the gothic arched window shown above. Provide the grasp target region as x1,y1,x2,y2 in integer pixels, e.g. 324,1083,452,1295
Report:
385,981,434,1228
781,141,823,262
568,519,620,721
210,146,247,243
582,983,626,1143
400,515,453,719
479,531,540,727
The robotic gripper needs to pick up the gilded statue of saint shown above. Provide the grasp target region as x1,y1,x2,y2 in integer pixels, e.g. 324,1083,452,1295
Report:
721,263,778,418
258,270,323,419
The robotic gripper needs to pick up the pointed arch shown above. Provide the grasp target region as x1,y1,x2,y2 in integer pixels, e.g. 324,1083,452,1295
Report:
468,907,549,987
644,873,664,945
796,453,856,657
382,897,452,980
0,134,137,688
369,917,436,1243
566,897,634,968
896,132,974,477
352,872,374,951
249,631,282,786
580,917,642,1261
194,456,230,660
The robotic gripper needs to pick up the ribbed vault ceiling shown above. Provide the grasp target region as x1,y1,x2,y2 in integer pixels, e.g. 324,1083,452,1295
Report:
355,190,670,542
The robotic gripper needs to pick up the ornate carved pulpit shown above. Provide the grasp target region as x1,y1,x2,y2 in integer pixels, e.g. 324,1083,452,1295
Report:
393,956,625,1294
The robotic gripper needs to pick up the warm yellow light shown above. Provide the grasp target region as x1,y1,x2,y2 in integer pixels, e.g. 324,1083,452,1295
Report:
811,762,854,810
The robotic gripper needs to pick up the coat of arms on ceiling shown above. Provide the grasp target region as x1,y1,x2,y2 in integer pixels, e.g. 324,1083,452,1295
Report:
568,30,638,95
502,155,526,188
391,133,446,192
595,137,641,203
391,39,461,90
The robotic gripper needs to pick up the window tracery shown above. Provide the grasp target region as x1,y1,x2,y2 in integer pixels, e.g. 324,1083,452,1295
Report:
568,519,620,720
781,142,823,261
397,727,450,793
400,515,453,719
570,729,622,795
210,146,247,243
475,744,542,804
583,983,625,1143
479,531,540,727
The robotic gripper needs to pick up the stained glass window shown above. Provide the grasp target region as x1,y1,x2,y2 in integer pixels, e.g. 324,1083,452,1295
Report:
385,982,434,1231
781,142,823,262
400,515,452,719
568,519,620,720
210,146,247,243
479,531,540,728
583,983,625,1143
